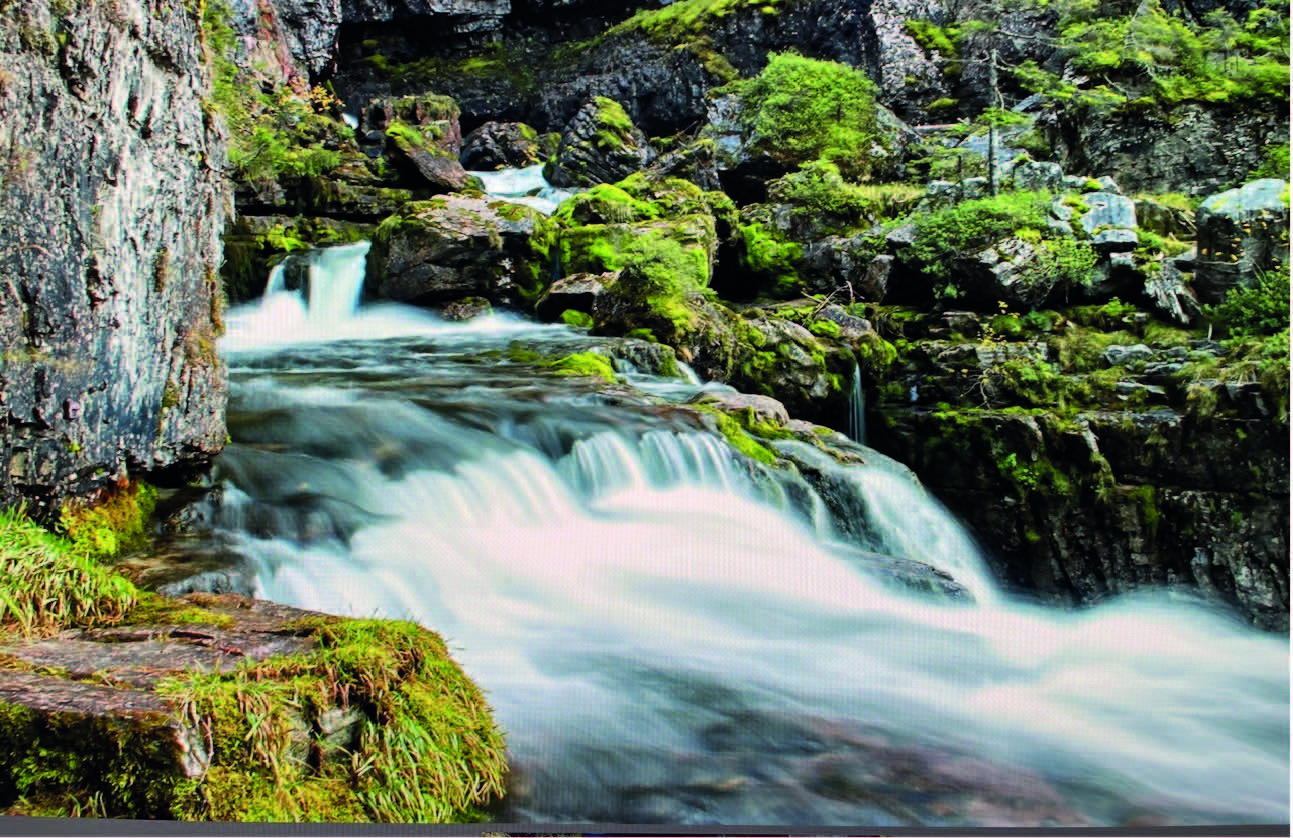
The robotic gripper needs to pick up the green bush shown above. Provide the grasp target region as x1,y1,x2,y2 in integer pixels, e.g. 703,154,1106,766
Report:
907,190,1053,280
1205,265,1291,338
739,53,879,179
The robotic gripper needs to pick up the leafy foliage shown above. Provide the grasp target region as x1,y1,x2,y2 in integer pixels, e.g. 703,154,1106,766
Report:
1204,265,1291,339
1054,0,1289,110
906,190,1052,279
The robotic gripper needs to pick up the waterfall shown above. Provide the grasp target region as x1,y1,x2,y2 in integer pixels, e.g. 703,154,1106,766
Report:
847,363,866,444
208,250,1290,827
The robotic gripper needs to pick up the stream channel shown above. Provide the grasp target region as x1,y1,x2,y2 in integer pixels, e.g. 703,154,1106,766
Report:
192,170,1289,827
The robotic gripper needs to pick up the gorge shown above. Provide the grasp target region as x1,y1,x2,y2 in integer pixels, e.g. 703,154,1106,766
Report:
0,0,1288,826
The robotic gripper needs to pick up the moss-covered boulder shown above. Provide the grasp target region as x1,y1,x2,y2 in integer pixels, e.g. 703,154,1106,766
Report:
460,121,555,170
368,195,556,306
0,507,507,821
364,95,479,194
545,97,654,188
0,595,507,821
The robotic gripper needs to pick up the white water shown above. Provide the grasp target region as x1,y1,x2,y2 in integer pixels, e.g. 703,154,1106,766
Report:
215,244,1289,827
469,163,577,215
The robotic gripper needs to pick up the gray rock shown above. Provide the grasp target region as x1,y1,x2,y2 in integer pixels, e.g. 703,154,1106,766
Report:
862,255,894,302
687,391,791,427
545,97,654,188
1093,228,1139,253
0,0,227,511
536,272,618,320
1194,178,1290,304
1059,103,1287,195
1078,192,1138,235
460,121,552,170
1144,260,1201,326
1101,344,1155,367
367,196,555,306
1013,161,1064,192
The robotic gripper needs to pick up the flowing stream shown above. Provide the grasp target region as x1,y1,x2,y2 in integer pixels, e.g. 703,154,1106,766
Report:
210,243,1289,827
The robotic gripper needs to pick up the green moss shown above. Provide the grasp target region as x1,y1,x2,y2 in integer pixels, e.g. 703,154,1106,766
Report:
122,592,235,631
737,222,802,291
156,618,507,822
549,352,617,383
691,405,778,465
59,481,158,562
560,309,595,329
737,53,879,180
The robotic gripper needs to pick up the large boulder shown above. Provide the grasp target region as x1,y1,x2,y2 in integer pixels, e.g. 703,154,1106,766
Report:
460,121,557,170
367,196,557,305
1193,178,1290,304
544,97,654,188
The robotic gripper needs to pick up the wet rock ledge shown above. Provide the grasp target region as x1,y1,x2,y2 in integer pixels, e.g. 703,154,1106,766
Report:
0,592,507,822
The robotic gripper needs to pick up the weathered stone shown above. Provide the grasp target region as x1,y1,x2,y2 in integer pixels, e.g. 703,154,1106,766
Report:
1193,178,1291,304
862,256,894,302
545,97,654,188
440,296,494,321
367,195,556,306
1077,192,1138,236
957,238,1058,308
536,272,618,320
687,390,791,427
1012,161,1064,192
0,0,227,513
1058,103,1288,195
460,121,553,170
1101,344,1155,367
1144,260,1201,326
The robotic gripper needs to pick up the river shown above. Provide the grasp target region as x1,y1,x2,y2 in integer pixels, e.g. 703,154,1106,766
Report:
206,240,1288,827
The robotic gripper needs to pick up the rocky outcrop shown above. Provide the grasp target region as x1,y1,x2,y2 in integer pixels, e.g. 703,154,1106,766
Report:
1193,178,1290,303
0,0,228,515
866,306,1290,630
366,195,555,305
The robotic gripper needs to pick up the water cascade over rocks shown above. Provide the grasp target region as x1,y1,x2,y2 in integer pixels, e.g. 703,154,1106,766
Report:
209,242,1288,827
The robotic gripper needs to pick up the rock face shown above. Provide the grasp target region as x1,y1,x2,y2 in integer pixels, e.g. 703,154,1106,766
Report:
1059,104,1288,195
869,310,1290,631
0,0,228,514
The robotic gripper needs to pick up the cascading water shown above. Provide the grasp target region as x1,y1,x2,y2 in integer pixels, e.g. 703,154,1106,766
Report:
209,242,1289,827
847,363,866,445
468,163,577,215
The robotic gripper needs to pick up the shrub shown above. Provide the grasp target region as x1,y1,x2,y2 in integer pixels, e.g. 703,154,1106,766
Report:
739,53,879,179
1205,265,1291,339
906,190,1053,280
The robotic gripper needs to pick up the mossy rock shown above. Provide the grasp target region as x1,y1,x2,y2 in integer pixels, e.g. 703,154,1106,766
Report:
545,97,654,188
0,594,507,822
369,195,557,306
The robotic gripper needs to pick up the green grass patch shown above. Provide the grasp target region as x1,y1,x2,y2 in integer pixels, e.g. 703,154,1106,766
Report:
0,507,136,638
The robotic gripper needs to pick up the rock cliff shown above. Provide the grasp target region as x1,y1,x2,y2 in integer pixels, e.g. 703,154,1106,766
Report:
0,0,229,515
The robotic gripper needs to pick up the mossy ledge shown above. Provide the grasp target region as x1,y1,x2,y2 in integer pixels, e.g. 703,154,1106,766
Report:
0,509,507,822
